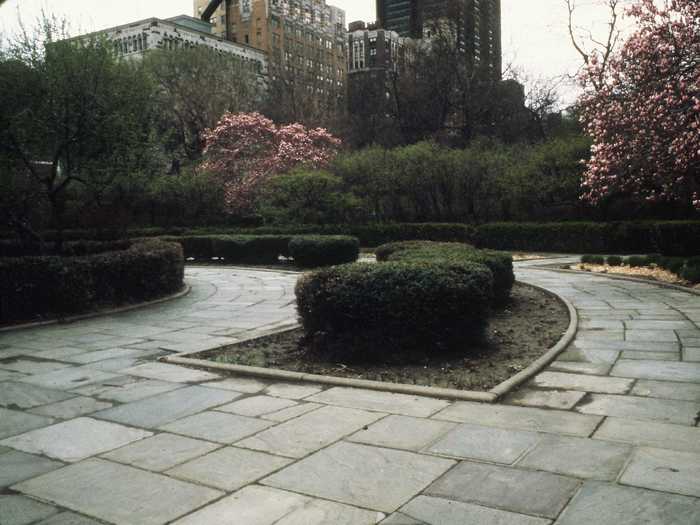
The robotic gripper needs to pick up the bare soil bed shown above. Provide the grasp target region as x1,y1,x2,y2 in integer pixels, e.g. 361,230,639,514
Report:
573,263,700,290
202,282,569,391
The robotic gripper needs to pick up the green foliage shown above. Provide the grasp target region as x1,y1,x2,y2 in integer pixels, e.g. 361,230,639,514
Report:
288,236,360,267
681,258,700,284
0,240,183,322
581,255,605,264
476,222,700,255
295,262,494,361
625,256,647,268
607,255,624,266
377,241,513,303
258,170,362,225
330,137,589,223
0,22,159,234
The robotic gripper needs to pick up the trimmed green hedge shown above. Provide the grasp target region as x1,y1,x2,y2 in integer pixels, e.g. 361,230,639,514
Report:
295,261,494,361
288,236,360,268
476,222,700,256
156,234,358,267
0,240,184,323
377,241,514,304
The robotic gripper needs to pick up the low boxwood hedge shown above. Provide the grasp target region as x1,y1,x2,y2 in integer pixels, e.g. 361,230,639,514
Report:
377,241,514,304
0,239,183,323
475,221,700,256
288,236,360,268
156,234,357,267
295,261,494,361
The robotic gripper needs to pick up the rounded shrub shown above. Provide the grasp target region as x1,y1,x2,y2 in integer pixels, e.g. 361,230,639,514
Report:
209,235,291,264
377,241,513,304
582,255,605,265
607,255,623,267
681,257,700,284
288,235,360,267
0,239,184,323
295,261,494,361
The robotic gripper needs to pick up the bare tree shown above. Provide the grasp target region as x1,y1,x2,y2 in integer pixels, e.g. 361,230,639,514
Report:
565,0,627,89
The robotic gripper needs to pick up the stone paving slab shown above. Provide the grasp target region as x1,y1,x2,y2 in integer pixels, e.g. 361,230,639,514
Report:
398,496,550,525
593,417,700,454
0,495,59,525
0,382,75,409
308,387,449,418
14,458,223,525
631,379,700,401
433,402,602,437
161,411,274,444
575,393,700,425
517,434,631,481
17,367,121,391
0,450,63,488
204,376,268,394
347,415,456,452
0,358,74,375
262,402,322,422
505,388,587,409
549,360,614,375
119,362,221,383
555,481,700,525
167,446,293,491
263,442,455,513
531,371,634,394
612,360,700,383
70,376,183,403
28,396,112,419
426,423,540,464
620,447,700,498
0,408,54,440
264,382,323,399
93,385,240,428
34,512,103,525
0,417,152,462
426,461,580,519
237,405,384,458
173,485,383,525
216,395,298,417
101,433,220,472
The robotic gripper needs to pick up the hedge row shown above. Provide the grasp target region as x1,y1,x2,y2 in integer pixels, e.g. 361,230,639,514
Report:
377,241,514,304
155,234,359,267
0,240,184,323
475,222,700,256
13,223,475,248
6,221,698,255
296,261,494,362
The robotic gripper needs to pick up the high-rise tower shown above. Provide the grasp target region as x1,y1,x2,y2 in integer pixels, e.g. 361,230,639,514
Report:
376,0,501,78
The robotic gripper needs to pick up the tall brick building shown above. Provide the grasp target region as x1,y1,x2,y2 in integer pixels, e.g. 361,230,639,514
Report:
376,0,501,78
195,0,347,107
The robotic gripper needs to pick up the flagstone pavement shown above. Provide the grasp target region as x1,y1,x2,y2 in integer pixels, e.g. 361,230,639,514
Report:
0,260,699,524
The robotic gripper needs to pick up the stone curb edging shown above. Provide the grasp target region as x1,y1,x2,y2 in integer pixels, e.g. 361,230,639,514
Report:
0,284,192,334
544,265,700,298
489,282,579,399
163,281,578,403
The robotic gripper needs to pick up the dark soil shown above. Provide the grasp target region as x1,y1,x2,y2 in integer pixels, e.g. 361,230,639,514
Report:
203,282,570,392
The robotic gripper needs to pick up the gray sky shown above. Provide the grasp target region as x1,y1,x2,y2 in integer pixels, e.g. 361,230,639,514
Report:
0,0,631,104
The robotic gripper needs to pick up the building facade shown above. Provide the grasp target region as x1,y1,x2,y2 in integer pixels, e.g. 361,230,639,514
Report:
84,15,267,75
195,0,347,103
376,0,501,79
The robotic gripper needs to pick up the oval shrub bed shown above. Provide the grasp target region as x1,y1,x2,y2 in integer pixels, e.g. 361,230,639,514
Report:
0,239,184,324
295,242,515,362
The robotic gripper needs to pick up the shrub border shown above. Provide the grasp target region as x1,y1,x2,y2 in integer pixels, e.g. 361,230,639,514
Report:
0,284,190,333
163,280,577,403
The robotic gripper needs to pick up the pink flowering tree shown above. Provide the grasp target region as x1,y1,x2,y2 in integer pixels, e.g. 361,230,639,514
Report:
201,112,341,212
578,0,700,210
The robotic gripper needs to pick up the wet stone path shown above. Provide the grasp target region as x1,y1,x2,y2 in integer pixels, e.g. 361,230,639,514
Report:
0,261,699,524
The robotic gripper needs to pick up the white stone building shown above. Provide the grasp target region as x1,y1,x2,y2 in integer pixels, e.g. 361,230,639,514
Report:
83,15,267,75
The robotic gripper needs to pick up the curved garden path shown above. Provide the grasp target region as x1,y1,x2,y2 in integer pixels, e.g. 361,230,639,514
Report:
0,261,699,524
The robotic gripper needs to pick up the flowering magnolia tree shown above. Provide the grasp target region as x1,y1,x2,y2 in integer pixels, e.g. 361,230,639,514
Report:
578,0,700,209
201,112,341,211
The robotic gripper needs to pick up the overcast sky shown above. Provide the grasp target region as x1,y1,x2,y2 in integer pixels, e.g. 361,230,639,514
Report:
0,0,632,104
